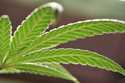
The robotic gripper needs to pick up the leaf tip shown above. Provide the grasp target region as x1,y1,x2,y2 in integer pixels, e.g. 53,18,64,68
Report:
43,2,64,13
1,15,9,19
0,15,10,22
119,69,125,76
73,78,80,83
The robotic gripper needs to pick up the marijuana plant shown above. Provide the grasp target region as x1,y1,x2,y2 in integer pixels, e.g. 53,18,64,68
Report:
0,2,125,83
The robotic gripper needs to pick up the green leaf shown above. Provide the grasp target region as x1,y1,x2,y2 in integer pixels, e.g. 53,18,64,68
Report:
0,2,125,83
3,3,77,82
19,19,125,55
10,3,59,57
9,48,125,76
0,15,11,64
13,63,79,83
0,63,79,83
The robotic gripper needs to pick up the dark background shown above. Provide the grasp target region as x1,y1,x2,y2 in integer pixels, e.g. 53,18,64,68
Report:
0,0,125,83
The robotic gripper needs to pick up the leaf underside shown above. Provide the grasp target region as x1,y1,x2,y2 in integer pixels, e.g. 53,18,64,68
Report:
0,2,125,83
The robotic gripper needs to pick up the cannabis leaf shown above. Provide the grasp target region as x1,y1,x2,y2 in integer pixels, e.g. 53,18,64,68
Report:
25,19,125,54
0,15,11,64
10,3,57,57
14,63,78,82
0,2,125,83
0,2,78,83
7,48,125,76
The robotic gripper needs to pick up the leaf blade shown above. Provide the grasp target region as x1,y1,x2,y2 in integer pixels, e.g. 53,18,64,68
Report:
0,15,11,64
13,63,78,83
10,3,59,57
10,48,125,76
20,19,125,55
